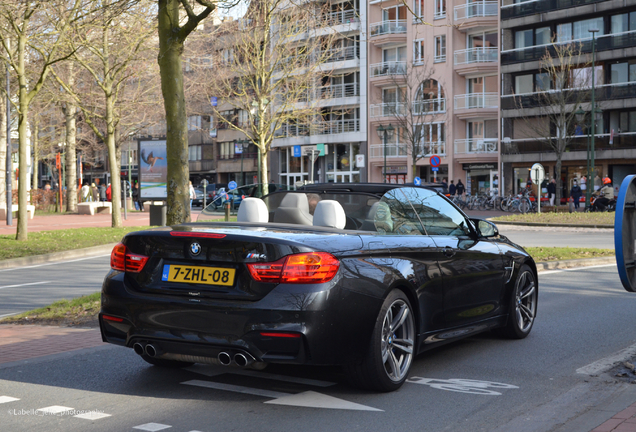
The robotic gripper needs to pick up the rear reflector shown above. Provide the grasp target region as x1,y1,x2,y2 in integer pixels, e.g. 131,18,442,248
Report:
260,332,302,338
247,252,340,284
110,242,149,273
102,315,124,323
170,232,226,239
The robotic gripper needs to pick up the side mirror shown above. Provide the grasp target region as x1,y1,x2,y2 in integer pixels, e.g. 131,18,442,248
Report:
471,218,499,238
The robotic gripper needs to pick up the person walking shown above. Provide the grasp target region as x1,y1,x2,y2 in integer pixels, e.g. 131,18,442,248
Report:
456,179,465,196
106,183,112,202
99,183,107,202
80,182,90,202
547,178,556,206
132,182,140,211
91,183,99,202
449,180,456,196
188,180,196,210
570,179,582,211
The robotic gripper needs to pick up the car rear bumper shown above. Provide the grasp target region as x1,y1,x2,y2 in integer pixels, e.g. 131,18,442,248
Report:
99,271,382,365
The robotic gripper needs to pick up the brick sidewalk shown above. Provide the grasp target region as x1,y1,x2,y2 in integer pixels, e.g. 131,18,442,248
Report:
591,406,636,432
0,324,105,365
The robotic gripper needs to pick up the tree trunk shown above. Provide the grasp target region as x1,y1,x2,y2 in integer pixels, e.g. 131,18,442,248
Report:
158,0,190,225
555,153,563,205
32,122,38,190
64,100,78,213
16,33,28,241
106,94,122,227
261,148,269,196
0,71,6,208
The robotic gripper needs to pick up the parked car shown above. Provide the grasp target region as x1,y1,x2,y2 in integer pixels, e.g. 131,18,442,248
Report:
101,184,537,392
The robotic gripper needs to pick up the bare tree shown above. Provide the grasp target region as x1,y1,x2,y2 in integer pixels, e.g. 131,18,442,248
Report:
377,61,448,181
511,40,594,203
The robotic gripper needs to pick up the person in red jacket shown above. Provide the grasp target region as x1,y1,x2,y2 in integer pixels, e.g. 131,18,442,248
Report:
106,183,112,201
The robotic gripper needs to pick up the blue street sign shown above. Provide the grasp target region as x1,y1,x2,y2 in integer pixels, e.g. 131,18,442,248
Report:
228,181,237,190
414,177,422,186
615,174,636,292
430,155,441,168
210,97,217,106
431,167,439,172
293,145,301,157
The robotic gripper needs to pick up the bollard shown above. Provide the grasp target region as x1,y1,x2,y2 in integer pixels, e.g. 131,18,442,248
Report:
225,201,230,221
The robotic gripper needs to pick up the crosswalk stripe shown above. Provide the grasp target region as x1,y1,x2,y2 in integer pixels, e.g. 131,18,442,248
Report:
132,423,172,431
0,396,19,404
182,379,290,399
36,405,74,414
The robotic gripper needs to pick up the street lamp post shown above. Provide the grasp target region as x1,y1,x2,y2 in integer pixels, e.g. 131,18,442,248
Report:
376,124,394,183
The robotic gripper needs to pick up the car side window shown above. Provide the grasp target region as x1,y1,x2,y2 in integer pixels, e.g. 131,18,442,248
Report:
376,189,424,235
400,187,470,236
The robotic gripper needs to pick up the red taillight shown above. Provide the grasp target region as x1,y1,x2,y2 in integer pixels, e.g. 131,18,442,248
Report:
110,242,149,273
170,232,226,239
260,332,302,338
102,315,124,322
247,252,340,284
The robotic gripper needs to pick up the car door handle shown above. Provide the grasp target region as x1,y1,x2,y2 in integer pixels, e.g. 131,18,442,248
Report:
443,247,456,258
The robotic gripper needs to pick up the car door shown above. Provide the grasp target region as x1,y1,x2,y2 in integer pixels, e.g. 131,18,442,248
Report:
399,187,506,326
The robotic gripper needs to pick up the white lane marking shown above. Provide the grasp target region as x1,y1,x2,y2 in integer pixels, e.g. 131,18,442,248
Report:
540,263,616,276
264,391,383,411
36,405,74,414
185,364,336,387
183,379,382,411
407,378,519,396
132,423,172,431
576,342,636,375
183,379,290,399
0,255,110,272
0,396,19,404
0,281,50,290
0,313,18,319
74,411,112,420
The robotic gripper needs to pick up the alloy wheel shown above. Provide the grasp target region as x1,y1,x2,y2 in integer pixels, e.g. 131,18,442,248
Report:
381,299,415,382
515,271,537,333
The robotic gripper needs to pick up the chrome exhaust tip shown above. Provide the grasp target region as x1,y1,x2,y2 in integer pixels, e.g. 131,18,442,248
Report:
133,343,145,356
218,352,232,366
145,344,158,358
234,353,254,367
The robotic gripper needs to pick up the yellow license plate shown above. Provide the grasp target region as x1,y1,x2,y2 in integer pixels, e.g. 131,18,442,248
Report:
161,264,236,286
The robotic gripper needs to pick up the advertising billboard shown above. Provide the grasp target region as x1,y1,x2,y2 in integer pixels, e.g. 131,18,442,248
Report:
138,140,167,200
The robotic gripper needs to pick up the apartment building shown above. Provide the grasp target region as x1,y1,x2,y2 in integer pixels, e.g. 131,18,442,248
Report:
270,0,368,187
500,0,636,197
366,0,499,193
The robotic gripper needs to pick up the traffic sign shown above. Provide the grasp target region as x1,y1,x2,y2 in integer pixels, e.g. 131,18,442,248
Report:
228,181,237,190
430,155,440,168
431,167,439,172
414,177,421,186
530,163,545,185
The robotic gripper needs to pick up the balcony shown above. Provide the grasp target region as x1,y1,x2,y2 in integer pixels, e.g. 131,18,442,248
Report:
316,119,360,135
454,92,499,109
370,20,407,37
454,138,498,155
369,61,407,79
501,30,636,65
322,45,359,63
413,99,446,114
317,83,360,100
369,143,408,159
501,81,636,111
501,133,636,157
370,102,406,118
501,0,605,21
454,1,497,30
454,47,498,75
322,9,359,26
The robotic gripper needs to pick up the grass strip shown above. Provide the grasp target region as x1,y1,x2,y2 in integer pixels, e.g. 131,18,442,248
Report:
524,246,614,262
491,212,614,226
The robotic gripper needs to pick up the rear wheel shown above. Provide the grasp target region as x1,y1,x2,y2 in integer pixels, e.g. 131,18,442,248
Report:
140,354,194,368
497,264,537,339
346,289,415,392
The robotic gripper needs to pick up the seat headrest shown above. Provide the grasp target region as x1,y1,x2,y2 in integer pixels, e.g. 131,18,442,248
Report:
313,200,346,229
279,193,310,212
237,198,269,223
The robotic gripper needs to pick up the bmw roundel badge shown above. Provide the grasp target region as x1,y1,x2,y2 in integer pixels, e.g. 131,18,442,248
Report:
190,242,201,256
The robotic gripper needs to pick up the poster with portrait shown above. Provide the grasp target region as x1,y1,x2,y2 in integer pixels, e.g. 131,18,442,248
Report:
138,140,167,200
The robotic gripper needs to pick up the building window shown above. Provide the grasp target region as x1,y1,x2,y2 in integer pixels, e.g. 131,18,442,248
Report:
219,141,235,159
611,12,636,33
383,5,407,21
434,0,446,19
238,109,249,127
515,74,533,94
413,39,425,64
413,0,424,20
189,145,202,161
515,29,533,49
557,17,605,43
187,115,201,131
434,35,446,63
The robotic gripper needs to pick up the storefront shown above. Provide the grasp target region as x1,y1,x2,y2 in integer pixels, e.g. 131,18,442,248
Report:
463,163,497,195
383,166,407,184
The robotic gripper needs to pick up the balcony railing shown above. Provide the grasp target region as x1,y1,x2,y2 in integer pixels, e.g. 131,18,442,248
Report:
454,92,499,109
454,138,498,154
317,83,360,99
501,0,605,21
218,152,258,160
274,124,309,138
316,119,360,135
370,20,407,37
501,30,636,65
454,47,498,65
501,81,636,110
370,61,407,77
416,141,446,156
321,45,359,62
370,103,407,118
454,1,497,20
369,143,408,158
322,9,359,26
413,98,446,114
502,133,636,155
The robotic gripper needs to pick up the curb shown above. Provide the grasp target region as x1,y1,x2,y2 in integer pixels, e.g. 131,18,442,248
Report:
536,256,616,272
0,243,117,270
489,219,614,229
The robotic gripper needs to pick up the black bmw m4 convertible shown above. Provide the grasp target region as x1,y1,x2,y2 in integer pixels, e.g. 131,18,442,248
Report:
99,184,537,392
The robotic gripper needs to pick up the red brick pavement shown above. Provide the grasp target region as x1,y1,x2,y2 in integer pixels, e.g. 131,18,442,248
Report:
591,405,636,432
0,324,105,365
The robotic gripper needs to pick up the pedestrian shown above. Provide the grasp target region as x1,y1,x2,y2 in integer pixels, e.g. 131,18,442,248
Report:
189,180,196,210
456,179,465,196
80,182,90,202
132,182,140,211
44,183,51,191
441,177,448,190
91,183,99,202
570,179,582,211
547,178,556,206
99,183,107,202
106,183,112,202
449,180,456,196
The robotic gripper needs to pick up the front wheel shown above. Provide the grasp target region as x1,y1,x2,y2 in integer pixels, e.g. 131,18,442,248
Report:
497,264,537,339
346,289,416,392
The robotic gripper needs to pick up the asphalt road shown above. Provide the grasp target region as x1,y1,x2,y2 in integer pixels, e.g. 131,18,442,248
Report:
1,264,635,432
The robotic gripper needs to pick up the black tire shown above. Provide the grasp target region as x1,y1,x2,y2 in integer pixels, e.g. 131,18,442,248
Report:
497,264,537,339
346,289,416,392
140,354,194,368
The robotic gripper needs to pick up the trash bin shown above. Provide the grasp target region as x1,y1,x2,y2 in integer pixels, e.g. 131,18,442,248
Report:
149,204,167,226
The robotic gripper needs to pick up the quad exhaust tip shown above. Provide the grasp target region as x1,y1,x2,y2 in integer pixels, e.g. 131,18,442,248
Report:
133,343,145,356
218,352,232,366
145,344,158,358
234,353,252,367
